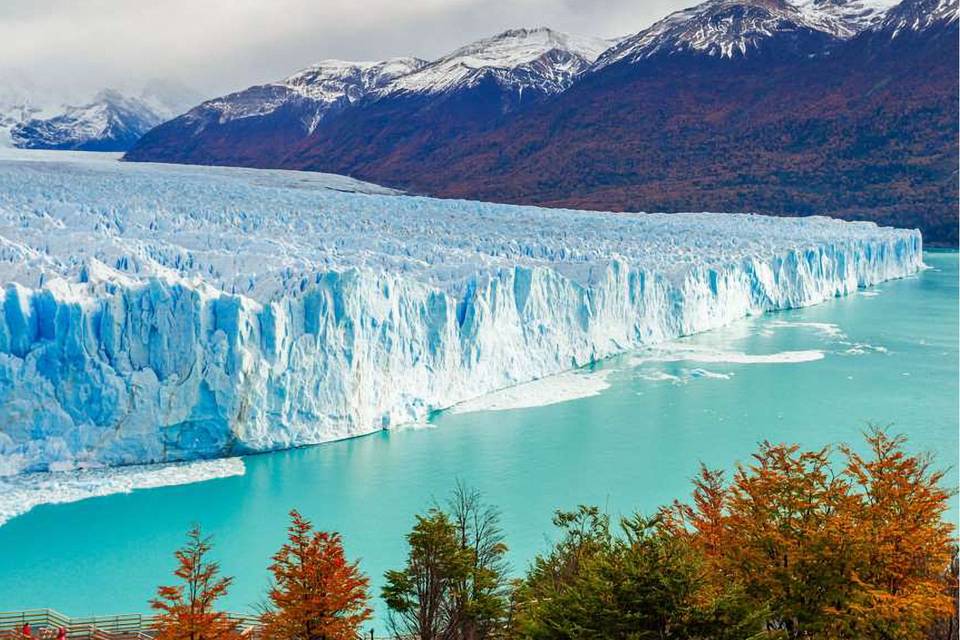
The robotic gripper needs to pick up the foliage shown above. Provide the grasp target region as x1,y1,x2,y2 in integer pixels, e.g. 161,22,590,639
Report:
150,526,242,640
670,427,957,639
261,510,372,640
382,508,472,640
511,506,763,639
143,429,955,640
513,428,956,640
447,481,512,640
383,483,511,640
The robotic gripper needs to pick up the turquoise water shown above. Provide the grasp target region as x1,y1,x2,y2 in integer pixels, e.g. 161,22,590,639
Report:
0,251,956,629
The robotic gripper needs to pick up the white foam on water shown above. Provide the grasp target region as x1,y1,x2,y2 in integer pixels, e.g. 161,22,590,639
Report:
0,457,245,527
689,368,733,380
841,342,889,355
635,367,733,384
394,421,437,431
449,369,613,415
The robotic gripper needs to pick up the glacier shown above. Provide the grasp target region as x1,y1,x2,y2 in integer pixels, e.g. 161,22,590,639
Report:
0,150,922,474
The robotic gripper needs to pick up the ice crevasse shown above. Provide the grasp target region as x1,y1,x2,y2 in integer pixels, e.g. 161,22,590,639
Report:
0,151,923,473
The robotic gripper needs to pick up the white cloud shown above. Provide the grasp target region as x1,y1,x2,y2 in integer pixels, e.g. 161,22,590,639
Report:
0,0,688,106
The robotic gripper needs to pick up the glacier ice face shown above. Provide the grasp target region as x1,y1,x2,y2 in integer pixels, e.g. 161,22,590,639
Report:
0,150,922,473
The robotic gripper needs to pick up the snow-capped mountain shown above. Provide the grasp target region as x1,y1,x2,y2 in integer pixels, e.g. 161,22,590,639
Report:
792,0,902,36
188,58,425,133
877,0,959,34
10,90,172,151
595,0,899,66
124,58,424,166
124,0,957,245
125,28,610,166
0,103,43,146
385,28,613,97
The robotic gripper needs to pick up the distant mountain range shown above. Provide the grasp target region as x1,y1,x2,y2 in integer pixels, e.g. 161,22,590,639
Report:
124,28,614,167
2,83,200,151
119,0,957,245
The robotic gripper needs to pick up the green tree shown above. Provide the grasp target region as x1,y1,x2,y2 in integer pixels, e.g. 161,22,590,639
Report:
511,506,614,638
382,509,472,640
512,506,761,639
447,482,511,640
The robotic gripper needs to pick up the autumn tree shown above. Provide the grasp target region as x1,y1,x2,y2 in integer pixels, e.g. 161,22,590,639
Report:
151,526,242,640
840,428,956,638
722,441,860,637
261,510,372,640
669,428,956,639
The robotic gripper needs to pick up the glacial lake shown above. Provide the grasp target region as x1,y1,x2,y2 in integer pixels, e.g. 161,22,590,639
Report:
0,250,956,630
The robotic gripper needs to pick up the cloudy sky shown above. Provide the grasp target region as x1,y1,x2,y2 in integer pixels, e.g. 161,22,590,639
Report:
0,0,692,106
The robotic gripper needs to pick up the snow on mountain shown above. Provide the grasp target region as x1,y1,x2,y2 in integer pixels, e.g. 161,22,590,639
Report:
171,27,612,129
0,152,921,472
595,0,899,66
0,103,43,147
878,0,959,35
124,30,614,165
793,0,902,36
385,28,614,96
192,58,425,131
0,86,60,148
9,90,167,151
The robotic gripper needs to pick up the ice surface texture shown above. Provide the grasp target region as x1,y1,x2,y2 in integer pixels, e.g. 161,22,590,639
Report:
0,151,922,473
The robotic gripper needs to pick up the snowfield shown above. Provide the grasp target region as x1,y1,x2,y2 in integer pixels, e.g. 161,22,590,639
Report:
0,150,922,473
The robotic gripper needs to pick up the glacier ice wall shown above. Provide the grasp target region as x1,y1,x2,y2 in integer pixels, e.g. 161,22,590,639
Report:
0,151,923,473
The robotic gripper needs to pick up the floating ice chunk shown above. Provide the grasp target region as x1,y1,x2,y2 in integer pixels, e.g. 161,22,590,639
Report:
635,367,733,384
0,457,245,526
765,320,847,340
449,369,612,414
633,345,825,365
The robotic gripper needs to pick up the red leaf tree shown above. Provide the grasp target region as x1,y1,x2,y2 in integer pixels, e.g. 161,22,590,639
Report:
261,510,373,640
151,525,242,640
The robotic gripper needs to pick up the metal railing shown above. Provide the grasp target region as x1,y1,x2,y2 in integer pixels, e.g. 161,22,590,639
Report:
0,609,261,639
0,609,397,640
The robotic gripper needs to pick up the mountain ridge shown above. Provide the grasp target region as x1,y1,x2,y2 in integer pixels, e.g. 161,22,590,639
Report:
124,0,959,244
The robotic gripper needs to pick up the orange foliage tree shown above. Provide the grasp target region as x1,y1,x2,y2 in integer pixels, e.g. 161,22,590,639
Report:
151,525,242,640
841,430,956,638
261,510,373,640
668,427,956,639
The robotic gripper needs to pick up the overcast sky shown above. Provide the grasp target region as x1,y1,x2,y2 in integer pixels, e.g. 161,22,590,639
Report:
0,0,692,105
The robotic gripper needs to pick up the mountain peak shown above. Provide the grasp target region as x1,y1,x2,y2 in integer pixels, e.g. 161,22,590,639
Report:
878,0,959,35
190,56,427,131
9,90,165,151
281,57,427,102
385,27,614,95
594,0,899,67
793,0,901,36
